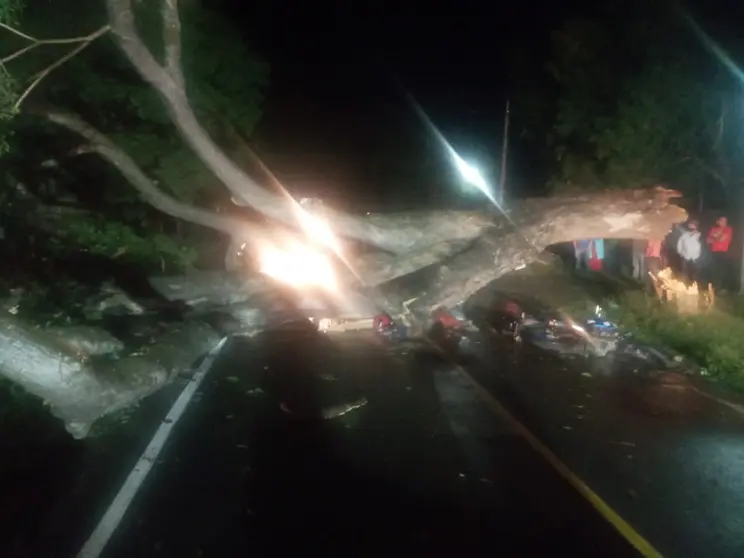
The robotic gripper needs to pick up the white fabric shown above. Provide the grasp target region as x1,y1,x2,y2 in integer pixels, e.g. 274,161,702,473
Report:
676,231,701,261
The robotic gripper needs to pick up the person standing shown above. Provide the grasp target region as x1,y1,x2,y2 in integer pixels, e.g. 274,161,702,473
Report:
706,216,733,291
632,239,646,280
588,238,605,272
645,238,663,277
573,240,590,271
676,221,702,284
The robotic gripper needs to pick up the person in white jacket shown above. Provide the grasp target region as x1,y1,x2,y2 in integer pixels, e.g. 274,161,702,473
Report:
676,220,701,284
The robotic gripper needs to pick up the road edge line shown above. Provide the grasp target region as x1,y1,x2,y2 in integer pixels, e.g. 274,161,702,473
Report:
76,336,230,558
452,363,663,558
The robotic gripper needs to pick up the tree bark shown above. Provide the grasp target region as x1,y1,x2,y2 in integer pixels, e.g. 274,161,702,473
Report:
104,0,495,255
30,104,255,239
148,271,263,308
99,0,688,302
150,187,688,321
374,187,687,317
0,2,692,440
0,313,220,438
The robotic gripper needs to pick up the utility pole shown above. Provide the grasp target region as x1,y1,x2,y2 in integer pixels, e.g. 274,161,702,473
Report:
499,99,510,207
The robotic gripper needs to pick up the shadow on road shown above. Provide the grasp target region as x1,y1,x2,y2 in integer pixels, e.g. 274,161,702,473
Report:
243,336,477,555
241,339,627,557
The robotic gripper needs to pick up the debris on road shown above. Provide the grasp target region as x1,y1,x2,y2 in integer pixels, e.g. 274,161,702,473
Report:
609,441,636,448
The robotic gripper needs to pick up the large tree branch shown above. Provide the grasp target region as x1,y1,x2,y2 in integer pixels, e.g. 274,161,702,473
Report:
104,0,493,254
162,0,184,88
30,104,256,239
150,188,688,324
376,187,688,316
0,311,220,438
6,25,111,109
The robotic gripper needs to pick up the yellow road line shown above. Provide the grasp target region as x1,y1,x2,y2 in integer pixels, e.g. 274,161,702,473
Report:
453,362,662,558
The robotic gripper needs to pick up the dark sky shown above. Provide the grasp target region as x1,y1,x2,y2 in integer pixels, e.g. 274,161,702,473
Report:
234,0,572,149
217,0,738,209
214,0,584,207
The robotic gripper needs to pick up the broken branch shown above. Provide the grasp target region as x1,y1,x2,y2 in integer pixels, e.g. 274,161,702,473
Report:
31,104,256,238
161,0,184,88
6,24,111,109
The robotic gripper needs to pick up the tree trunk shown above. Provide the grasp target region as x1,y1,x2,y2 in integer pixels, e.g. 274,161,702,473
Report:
151,188,687,322
0,313,220,438
373,187,687,316
148,271,264,308
105,0,498,255
100,1,688,298
31,105,253,239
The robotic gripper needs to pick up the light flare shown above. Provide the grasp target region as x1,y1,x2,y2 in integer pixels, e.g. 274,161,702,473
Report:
655,267,699,296
400,87,545,255
295,205,341,252
257,238,338,290
230,145,362,284
450,148,492,198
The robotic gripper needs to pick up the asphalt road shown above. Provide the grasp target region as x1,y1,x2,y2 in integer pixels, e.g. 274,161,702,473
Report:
94,332,637,558
464,332,744,558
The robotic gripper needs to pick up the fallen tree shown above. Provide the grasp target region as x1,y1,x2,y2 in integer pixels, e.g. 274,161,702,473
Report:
22,2,689,315
0,313,219,438
0,0,689,437
371,187,687,318
148,187,687,321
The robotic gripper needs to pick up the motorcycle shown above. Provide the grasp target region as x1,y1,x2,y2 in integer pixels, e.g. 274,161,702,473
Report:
539,305,620,357
373,312,409,341
426,304,479,351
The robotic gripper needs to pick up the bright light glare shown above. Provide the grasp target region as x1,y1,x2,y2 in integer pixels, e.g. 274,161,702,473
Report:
453,152,487,190
258,240,337,290
297,208,339,252
446,143,496,203
291,200,364,283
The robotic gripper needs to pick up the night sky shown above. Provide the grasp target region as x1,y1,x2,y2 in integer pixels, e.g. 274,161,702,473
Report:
219,0,740,210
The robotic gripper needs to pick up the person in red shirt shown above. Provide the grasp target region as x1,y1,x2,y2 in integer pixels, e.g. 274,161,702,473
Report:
706,216,733,291
644,239,663,283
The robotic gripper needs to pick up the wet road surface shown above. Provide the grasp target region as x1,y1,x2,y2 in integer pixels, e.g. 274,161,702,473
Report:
94,333,637,558
464,332,744,558
0,379,185,558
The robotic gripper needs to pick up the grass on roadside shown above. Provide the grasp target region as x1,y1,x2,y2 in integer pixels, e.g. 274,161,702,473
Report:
609,292,744,393
490,260,744,394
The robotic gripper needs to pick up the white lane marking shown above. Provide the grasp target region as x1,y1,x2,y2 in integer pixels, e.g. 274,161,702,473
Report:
76,336,230,558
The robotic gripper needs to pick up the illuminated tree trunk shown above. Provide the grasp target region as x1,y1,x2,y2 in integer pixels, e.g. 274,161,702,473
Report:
0,1,691,439
0,314,220,438
149,189,686,321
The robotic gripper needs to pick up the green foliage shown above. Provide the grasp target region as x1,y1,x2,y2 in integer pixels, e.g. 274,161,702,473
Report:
496,262,744,394
62,218,198,272
9,0,268,203
0,0,22,24
0,0,268,268
609,292,744,393
0,64,17,151
0,0,23,154
526,6,744,199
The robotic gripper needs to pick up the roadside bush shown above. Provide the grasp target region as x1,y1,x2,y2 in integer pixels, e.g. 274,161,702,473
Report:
492,262,744,393
610,291,744,392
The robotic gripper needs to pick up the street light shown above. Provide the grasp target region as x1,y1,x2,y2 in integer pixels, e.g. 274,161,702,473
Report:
448,147,499,207
452,152,488,191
